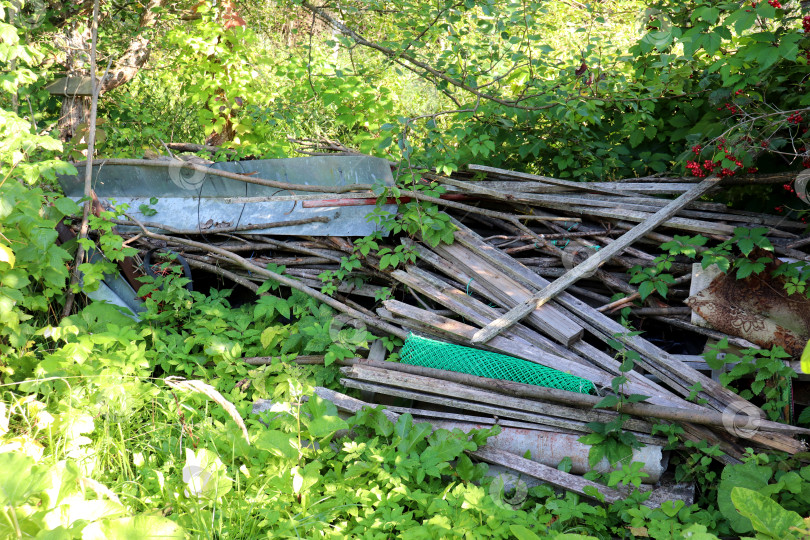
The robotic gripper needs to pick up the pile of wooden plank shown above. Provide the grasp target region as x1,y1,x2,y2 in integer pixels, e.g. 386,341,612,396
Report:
76,156,810,490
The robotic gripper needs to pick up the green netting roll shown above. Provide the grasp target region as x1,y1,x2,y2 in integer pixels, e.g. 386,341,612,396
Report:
400,333,595,394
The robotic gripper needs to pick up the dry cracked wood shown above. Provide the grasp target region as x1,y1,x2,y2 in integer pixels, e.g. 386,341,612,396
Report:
471,175,724,344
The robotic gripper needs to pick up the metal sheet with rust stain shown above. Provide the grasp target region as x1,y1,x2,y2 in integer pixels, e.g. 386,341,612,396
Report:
686,250,810,356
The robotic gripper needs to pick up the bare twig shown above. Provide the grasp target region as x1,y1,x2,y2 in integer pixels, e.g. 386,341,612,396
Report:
123,213,409,340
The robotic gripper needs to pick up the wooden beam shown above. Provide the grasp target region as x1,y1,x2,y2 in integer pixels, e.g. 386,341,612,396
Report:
471,176,723,344
467,164,641,198
432,241,584,347
469,447,628,504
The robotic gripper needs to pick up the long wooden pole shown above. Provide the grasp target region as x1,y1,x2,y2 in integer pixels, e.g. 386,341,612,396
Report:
62,0,100,318
471,175,723,344
267,356,810,436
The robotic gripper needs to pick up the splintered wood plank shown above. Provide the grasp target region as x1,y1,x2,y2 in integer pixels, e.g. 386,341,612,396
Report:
398,266,590,365
469,447,628,504
469,180,698,195
341,366,655,433
433,241,584,347
471,176,723,344
467,164,640,198
339,377,600,434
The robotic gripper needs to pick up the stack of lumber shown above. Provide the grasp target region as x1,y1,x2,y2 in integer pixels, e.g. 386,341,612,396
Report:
102,159,810,467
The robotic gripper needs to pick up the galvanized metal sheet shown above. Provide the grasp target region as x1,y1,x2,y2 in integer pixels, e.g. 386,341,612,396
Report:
58,156,396,236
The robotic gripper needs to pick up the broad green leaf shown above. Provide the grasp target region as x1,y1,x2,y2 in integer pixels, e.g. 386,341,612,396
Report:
0,452,52,506
731,487,804,539
255,429,298,459
638,280,654,301
509,525,542,540
800,340,810,377
594,395,619,409
306,413,349,438
0,243,14,268
52,197,81,217
717,462,772,533
81,515,186,539
43,499,126,529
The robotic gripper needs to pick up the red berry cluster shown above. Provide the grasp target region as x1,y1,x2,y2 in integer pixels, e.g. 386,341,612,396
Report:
768,0,781,8
783,183,796,194
787,112,804,124
717,102,740,114
803,15,810,33
686,140,752,178
686,159,721,177
774,205,784,213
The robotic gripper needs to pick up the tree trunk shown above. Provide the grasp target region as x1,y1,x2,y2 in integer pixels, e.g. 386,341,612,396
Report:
57,0,166,142
203,0,245,148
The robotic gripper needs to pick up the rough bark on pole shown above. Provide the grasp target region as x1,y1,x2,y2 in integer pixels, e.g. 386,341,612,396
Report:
61,0,100,318
470,176,723,344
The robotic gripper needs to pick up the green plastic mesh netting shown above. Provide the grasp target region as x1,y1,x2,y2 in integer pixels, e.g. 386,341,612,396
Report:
400,333,595,394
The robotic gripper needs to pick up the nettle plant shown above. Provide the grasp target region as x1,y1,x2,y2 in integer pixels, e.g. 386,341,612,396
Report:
705,338,796,422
